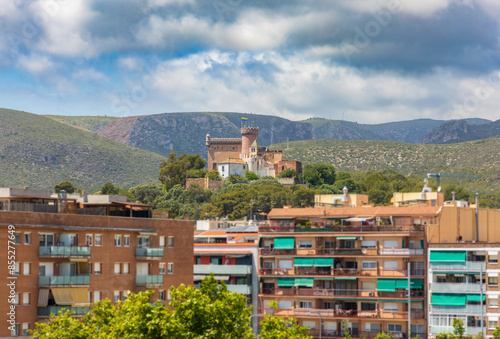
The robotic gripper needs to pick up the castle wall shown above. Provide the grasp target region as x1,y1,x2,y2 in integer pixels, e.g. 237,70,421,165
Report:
241,127,259,156
207,141,242,171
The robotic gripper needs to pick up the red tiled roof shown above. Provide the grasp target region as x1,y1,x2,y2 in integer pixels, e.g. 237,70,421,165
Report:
268,206,441,218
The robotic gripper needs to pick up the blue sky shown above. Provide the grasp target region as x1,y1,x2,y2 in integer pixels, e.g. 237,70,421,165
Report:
1,0,500,123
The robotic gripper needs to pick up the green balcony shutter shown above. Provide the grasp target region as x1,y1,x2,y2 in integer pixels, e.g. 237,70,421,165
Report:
337,236,357,240
294,258,314,267
431,293,466,306
429,251,466,263
274,238,295,250
295,278,314,287
314,258,334,267
420,240,424,249
377,279,396,292
466,294,486,301
277,278,295,287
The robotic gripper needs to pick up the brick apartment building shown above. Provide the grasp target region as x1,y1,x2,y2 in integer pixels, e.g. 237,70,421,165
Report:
0,188,193,338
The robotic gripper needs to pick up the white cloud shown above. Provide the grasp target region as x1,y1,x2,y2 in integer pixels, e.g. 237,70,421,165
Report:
118,57,144,71
73,68,109,82
16,54,54,73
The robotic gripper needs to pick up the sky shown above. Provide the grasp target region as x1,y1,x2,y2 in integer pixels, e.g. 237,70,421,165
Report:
1,0,500,124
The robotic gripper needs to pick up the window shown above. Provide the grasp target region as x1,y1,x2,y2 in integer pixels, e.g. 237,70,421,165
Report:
168,263,174,274
211,257,221,265
362,281,376,290
263,261,274,268
14,232,22,244
159,290,166,301
13,293,20,305
237,277,247,285
114,291,121,302
221,166,225,172
409,240,422,249
22,292,30,305
114,235,122,247
489,255,498,264
159,263,166,274
299,240,312,249
23,263,30,275
168,236,174,248
489,298,498,308
123,290,129,300
11,324,19,337
324,301,335,309
299,301,312,309
384,261,398,270
94,263,102,274
383,240,398,248
123,263,130,274
278,300,292,309
213,163,217,170
384,303,398,312
365,323,380,332
361,302,376,311
362,261,376,269
86,234,92,246
39,233,54,246
278,260,292,269
95,235,103,246
22,323,29,336
196,257,201,265
489,276,498,286
24,233,31,245
14,262,20,275
159,236,166,247
489,320,498,329
94,291,101,302
137,236,150,248
388,324,402,332
362,240,376,248
124,235,130,247
114,263,121,274
411,324,424,335
89,292,92,302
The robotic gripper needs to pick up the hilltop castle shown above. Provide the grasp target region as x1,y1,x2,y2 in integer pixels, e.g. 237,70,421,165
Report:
206,127,301,179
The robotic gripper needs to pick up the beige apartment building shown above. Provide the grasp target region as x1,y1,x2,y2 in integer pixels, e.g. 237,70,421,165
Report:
0,188,194,338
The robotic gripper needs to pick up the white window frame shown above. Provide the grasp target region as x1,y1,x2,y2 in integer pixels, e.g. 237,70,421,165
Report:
123,263,130,275
86,234,93,246
94,262,102,275
24,233,31,245
384,302,398,312
23,263,30,275
113,291,121,302
489,298,498,308
384,261,398,270
299,240,312,249
489,320,498,330
167,263,174,274
362,261,376,269
114,235,122,247
124,235,130,247
362,240,376,248
114,263,121,274
388,324,402,332
365,323,380,332
95,234,103,246
159,290,166,301
94,291,101,302
299,301,313,309
168,236,174,248
159,263,166,275
22,323,29,336
22,292,30,305
14,262,21,275
159,236,166,247
383,240,398,248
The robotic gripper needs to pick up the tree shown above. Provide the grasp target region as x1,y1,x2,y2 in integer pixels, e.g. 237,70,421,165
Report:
206,170,222,181
54,181,77,194
453,318,466,339
492,326,500,339
278,168,296,178
375,333,396,339
298,163,336,187
227,174,243,182
342,319,351,339
443,184,470,202
130,183,164,205
259,301,312,339
244,169,259,181
101,182,120,195
159,151,191,191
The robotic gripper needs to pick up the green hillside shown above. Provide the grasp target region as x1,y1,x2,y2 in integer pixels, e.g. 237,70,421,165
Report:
273,137,500,193
0,109,164,192
44,115,118,132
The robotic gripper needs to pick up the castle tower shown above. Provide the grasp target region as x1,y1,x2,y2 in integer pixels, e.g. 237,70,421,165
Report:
241,127,259,156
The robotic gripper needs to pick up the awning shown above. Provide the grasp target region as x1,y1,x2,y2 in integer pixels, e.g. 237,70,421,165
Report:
431,293,466,306
314,258,334,267
193,275,206,281
295,278,314,287
337,236,357,240
274,238,294,250
71,288,90,306
38,288,49,307
335,277,357,281
315,277,335,281
429,251,466,263
395,279,423,289
344,217,374,222
295,258,314,267
383,300,423,303
51,288,73,305
467,294,486,301
377,279,396,292
277,278,295,287
213,275,230,281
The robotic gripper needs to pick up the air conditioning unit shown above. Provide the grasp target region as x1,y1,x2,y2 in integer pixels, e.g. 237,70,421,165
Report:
403,258,409,262
369,292,375,297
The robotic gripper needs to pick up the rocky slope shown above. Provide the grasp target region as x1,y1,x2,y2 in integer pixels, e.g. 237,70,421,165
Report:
423,119,500,144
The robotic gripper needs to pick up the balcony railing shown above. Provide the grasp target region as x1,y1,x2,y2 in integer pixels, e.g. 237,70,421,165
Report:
430,262,486,271
430,305,486,314
135,275,163,286
135,247,164,258
38,306,90,317
379,249,424,256
261,288,424,298
259,308,424,319
259,267,423,278
430,326,483,335
39,246,91,257
259,225,424,234
39,275,90,286
260,247,424,257
431,282,482,293
193,265,252,275
226,285,252,295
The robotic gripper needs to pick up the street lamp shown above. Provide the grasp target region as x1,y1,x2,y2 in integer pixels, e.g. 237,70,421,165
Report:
249,314,262,338
310,311,322,339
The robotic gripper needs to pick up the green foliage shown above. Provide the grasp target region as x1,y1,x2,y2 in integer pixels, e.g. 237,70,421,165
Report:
299,163,336,187
227,174,243,182
342,319,351,339
117,189,136,202
130,183,164,205
101,182,120,195
453,318,466,339
492,326,500,339
443,184,470,202
374,332,396,339
206,170,222,181
45,115,118,132
54,181,78,194
277,168,296,178
259,301,312,339
155,184,212,219
159,152,206,190
243,169,260,181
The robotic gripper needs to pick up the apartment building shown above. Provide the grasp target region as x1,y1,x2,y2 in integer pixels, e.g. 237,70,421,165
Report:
193,226,259,329
427,205,500,338
0,188,193,338
258,206,436,339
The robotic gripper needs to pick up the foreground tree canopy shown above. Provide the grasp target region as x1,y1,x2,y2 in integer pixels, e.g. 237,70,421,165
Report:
31,275,312,339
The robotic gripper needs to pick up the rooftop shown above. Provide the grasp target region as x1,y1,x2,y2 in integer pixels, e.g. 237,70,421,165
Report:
267,206,442,219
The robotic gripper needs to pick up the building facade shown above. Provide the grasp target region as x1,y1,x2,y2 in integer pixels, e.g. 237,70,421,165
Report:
0,188,193,338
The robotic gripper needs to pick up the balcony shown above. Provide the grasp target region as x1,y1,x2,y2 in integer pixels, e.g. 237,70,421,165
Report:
259,308,424,320
38,306,90,317
227,285,252,295
135,275,163,287
135,247,164,259
430,326,484,335
261,288,423,299
378,249,424,256
430,262,486,271
431,283,482,293
259,225,424,234
259,248,296,256
39,275,90,287
39,246,91,258
193,265,252,275
259,267,422,278
430,305,486,314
